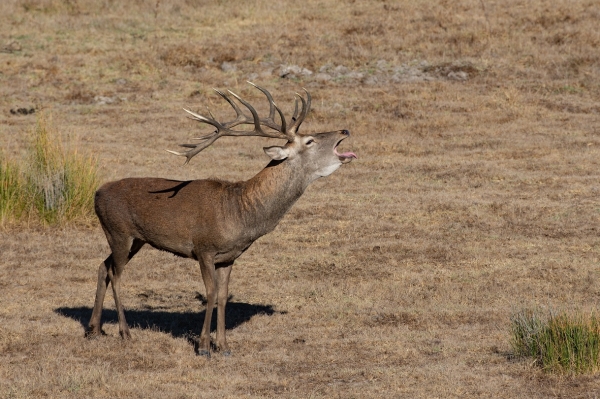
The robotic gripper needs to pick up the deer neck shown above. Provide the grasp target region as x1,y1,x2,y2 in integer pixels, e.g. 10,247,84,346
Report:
239,159,308,231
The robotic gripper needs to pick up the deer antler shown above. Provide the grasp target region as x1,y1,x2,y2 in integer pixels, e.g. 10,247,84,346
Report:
168,82,311,164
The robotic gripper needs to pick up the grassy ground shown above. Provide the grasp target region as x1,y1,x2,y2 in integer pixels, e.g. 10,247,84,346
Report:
1,0,600,397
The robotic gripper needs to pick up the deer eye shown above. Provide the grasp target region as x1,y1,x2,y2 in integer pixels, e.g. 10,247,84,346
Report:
306,139,315,145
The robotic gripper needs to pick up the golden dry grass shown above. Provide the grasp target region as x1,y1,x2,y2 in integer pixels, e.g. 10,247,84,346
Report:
1,0,600,397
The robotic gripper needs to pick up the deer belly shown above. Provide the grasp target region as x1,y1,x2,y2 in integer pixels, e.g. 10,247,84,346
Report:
142,231,195,258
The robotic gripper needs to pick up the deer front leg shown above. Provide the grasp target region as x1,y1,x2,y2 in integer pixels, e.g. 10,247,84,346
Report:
110,262,131,340
215,262,233,355
198,253,217,357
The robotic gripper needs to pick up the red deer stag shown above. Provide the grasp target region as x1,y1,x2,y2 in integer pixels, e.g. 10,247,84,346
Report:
86,82,356,357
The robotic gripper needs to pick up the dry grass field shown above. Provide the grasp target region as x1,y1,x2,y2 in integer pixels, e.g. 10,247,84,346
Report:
1,0,600,397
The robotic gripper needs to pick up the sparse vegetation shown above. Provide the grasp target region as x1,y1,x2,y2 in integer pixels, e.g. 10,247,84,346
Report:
511,308,600,374
0,113,98,226
0,151,22,223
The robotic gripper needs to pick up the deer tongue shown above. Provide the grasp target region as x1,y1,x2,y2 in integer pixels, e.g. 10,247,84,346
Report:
334,147,357,161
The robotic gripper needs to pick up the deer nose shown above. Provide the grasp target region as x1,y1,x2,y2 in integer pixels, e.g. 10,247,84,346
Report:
341,129,350,136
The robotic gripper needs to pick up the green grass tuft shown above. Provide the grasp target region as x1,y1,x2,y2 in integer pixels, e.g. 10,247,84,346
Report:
511,308,600,374
0,113,99,226
0,152,23,224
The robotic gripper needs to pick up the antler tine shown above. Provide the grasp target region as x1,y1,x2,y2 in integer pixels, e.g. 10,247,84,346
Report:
227,89,289,140
213,89,251,128
291,96,299,122
288,88,311,134
182,107,212,123
247,82,275,122
204,105,216,121
247,82,292,140
166,134,220,164
226,90,268,137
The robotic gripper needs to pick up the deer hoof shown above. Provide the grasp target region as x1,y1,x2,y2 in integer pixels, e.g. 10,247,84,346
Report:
198,349,211,358
84,327,101,339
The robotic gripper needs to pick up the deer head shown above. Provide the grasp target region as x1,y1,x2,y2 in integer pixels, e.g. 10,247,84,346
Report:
168,82,357,182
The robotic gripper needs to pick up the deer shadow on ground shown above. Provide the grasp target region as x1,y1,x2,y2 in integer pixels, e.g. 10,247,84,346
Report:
55,294,284,351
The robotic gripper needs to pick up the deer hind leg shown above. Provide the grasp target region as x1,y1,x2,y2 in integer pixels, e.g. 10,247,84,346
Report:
86,237,144,339
86,254,114,338
215,262,233,355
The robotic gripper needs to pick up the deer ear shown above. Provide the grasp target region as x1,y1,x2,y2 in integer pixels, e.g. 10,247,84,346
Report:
263,146,289,160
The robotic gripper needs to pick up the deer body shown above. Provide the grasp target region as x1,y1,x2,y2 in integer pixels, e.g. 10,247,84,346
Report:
95,159,309,262
86,84,356,357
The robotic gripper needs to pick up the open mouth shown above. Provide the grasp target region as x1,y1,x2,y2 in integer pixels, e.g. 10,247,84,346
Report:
334,139,357,164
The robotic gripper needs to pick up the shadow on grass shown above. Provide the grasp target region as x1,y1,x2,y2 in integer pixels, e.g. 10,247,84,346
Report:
55,294,284,344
